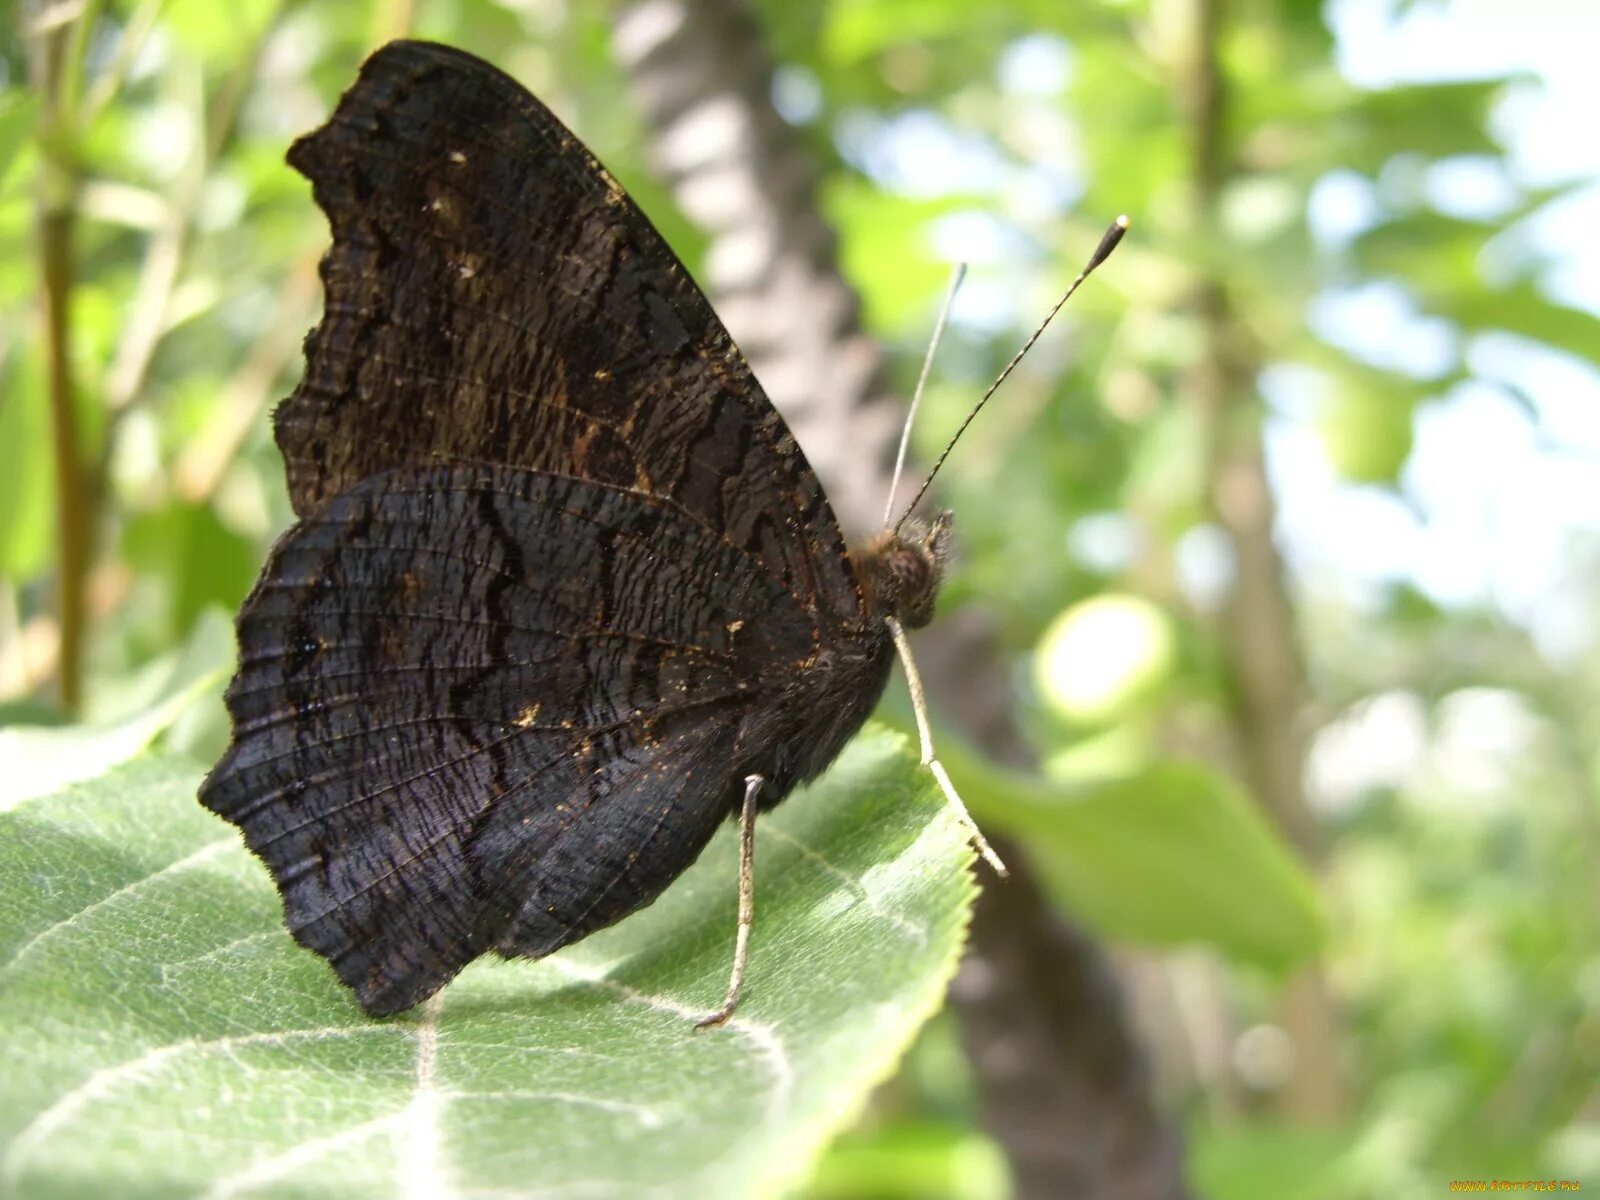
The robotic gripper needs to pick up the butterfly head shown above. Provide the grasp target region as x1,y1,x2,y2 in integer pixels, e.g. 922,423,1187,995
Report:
857,511,952,630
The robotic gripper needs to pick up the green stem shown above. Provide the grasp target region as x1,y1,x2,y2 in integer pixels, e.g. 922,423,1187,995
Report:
31,2,98,713
40,205,86,712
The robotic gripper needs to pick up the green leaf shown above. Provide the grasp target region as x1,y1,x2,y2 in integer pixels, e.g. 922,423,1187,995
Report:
122,499,260,642
0,726,976,1199
808,1117,1008,1199
1016,763,1322,969
943,739,1322,970
1440,281,1600,367
1190,1121,1356,1200
1340,81,1506,170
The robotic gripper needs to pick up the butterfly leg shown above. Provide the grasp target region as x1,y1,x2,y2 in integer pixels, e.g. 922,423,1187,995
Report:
697,773,765,1029
886,616,1009,877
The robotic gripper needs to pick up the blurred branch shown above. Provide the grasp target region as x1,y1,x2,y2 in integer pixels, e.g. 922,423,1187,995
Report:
81,0,169,125
611,2,1190,1195
38,208,87,712
1183,0,1345,1121
371,0,417,47
28,0,95,713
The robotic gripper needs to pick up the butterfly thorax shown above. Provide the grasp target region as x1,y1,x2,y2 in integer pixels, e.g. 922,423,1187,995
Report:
850,511,952,630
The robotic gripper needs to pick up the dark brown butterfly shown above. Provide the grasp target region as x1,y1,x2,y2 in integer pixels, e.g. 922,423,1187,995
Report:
200,40,1118,1026
198,40,947,1025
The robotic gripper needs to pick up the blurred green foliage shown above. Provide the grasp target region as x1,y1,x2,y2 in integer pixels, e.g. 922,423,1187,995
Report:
2,0,1599,1197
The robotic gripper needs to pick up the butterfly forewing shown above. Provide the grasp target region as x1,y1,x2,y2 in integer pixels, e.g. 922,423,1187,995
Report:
276,40,857,628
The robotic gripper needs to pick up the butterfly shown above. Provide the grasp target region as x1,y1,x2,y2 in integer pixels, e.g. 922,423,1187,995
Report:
198,40,1025,1026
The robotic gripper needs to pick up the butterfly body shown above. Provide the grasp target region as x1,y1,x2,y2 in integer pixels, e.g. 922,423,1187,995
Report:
199,41,947,1017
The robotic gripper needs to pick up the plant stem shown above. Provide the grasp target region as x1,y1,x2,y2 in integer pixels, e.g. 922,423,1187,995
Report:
30,2,93,713
40,206,87,713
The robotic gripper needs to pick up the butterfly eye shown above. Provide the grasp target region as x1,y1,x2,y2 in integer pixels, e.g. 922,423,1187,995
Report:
891,546,930,589
889,544,940,629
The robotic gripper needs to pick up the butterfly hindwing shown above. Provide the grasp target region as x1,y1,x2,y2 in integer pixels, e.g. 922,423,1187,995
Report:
472,701,746,961
200,462,814,1013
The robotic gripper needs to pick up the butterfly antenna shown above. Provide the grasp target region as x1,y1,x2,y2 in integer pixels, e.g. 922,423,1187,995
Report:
884,262,967,527
893,215,1129,533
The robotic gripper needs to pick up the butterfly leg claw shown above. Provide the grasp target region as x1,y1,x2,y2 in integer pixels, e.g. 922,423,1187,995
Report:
697,773,765,1029
886,617,1008,877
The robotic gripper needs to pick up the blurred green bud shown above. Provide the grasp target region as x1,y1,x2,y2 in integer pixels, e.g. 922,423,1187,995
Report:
1317,388,1414,484
1034,593,1176,725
